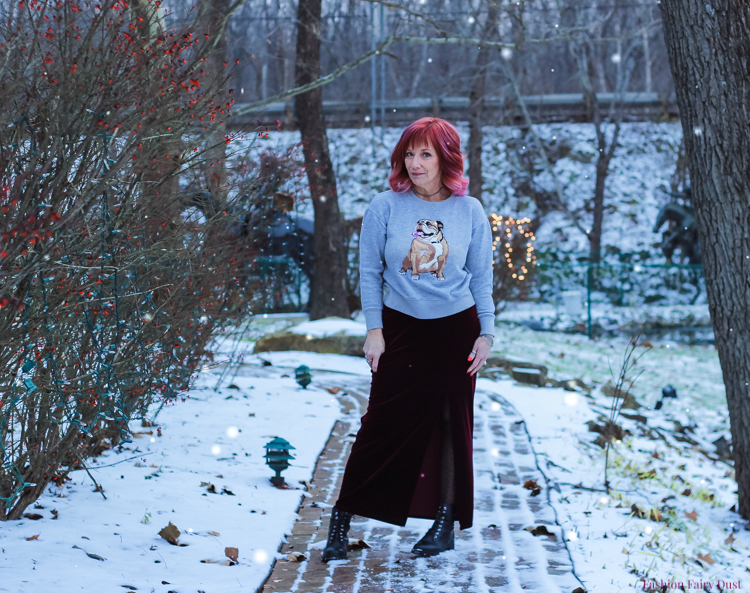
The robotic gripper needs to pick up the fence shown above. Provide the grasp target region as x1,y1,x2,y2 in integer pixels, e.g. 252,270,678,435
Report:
528,260,706,339
252,245,708,343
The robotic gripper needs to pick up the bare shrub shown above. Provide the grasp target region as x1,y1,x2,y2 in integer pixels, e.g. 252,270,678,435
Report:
0,0,280,519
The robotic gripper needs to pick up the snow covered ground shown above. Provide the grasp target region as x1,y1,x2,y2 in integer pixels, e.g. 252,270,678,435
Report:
0,349,343,592
1,316,745,592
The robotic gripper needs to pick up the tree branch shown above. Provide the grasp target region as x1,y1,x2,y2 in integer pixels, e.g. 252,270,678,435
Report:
228,32,398,121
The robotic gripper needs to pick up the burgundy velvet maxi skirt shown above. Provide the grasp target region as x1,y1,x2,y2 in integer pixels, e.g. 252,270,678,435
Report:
335,305,480,531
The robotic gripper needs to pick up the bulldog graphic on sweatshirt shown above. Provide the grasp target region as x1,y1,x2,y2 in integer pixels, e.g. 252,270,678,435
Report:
399,219,450,280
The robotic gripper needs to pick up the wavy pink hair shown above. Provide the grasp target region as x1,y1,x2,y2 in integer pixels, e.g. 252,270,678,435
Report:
388,117,469,196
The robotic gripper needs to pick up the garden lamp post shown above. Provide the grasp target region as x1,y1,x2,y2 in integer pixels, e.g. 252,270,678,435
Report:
295,365,312,389
264,437,296,486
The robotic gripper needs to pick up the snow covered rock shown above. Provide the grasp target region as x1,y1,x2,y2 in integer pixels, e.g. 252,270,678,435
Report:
254,317,366,357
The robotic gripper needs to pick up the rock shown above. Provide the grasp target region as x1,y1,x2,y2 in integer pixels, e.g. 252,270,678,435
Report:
254,330,365,358
601,380,641,409
511,366,547,387
485,356,548,376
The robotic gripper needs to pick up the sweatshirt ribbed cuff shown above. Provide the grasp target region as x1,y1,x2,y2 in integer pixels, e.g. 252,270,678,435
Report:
478,315,495,337
364,308,383,331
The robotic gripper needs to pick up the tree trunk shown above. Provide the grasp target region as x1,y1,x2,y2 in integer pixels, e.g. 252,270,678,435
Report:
295,0,349,319
467,1,501,201
200,0,231,203
660,0,750,519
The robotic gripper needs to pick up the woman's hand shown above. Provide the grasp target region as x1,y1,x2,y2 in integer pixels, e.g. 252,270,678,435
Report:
466,335,491,376
363,328,385,372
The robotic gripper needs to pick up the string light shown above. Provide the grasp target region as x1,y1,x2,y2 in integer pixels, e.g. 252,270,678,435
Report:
490,214,536,283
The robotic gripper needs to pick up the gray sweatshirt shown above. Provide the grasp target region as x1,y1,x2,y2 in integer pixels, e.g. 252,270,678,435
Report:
359,189,496,336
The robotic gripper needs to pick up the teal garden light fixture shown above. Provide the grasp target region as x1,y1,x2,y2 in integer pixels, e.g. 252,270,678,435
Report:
295,365,312,389
263,437,296,486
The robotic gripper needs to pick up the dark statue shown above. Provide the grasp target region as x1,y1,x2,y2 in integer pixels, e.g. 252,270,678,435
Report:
653,189,702,265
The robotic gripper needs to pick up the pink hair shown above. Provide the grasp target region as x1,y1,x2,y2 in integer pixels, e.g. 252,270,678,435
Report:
388,117,469,196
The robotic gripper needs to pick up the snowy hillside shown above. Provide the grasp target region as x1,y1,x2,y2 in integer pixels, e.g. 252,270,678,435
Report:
240,122,684,260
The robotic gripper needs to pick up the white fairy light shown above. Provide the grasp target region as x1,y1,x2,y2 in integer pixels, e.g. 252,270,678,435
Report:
211,444,221,455
227,426,239,439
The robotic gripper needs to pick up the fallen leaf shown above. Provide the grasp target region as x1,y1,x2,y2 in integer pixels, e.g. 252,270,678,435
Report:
23,513,43,521
207,531,220,536
523,525,556,539
347,539,371,551
200,559,221,564
697,552,715,565
725,533,735,545
72,545,106,561
158,522,187,546
206,484,217,494
631,504,646,519
50,509,59,519
224,547,238,562
228,384,240,389
33,503,44,509
523,479,538,490
326,387,341,394
299,480,313,490
287,552,307,562
685,510,698,522
647,509,663,522
222,486,235,496
26,534,40,541
622,547,630,555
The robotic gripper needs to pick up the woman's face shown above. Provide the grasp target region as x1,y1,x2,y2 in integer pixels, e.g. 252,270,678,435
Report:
404,141,441,189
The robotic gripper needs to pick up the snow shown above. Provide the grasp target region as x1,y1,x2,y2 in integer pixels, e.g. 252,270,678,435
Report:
2,318,746,591
0,356,341,592
287,317,368,338
238,122,685,262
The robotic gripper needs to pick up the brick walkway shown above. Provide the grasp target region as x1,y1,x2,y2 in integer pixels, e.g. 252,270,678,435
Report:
261,373,583,593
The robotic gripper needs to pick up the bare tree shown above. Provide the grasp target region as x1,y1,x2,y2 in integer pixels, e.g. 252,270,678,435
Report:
467,0,502,201
295,0,350,318
660,0,750,520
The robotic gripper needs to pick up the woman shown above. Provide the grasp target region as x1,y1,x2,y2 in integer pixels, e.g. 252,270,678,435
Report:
322,117,495,561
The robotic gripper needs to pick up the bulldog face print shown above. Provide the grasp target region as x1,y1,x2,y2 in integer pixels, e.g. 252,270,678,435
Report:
398,219,449,280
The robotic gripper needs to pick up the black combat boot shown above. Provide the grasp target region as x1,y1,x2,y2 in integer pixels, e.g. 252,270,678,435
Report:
321,507,353,562
411,504,454,557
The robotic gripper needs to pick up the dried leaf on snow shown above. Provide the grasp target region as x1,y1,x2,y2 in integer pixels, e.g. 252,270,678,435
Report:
158,522,187,546
523,479,542,496
287,552,307,562
685,510,698,522
225,547,238,562
524,525,556,539
347,539,371,551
